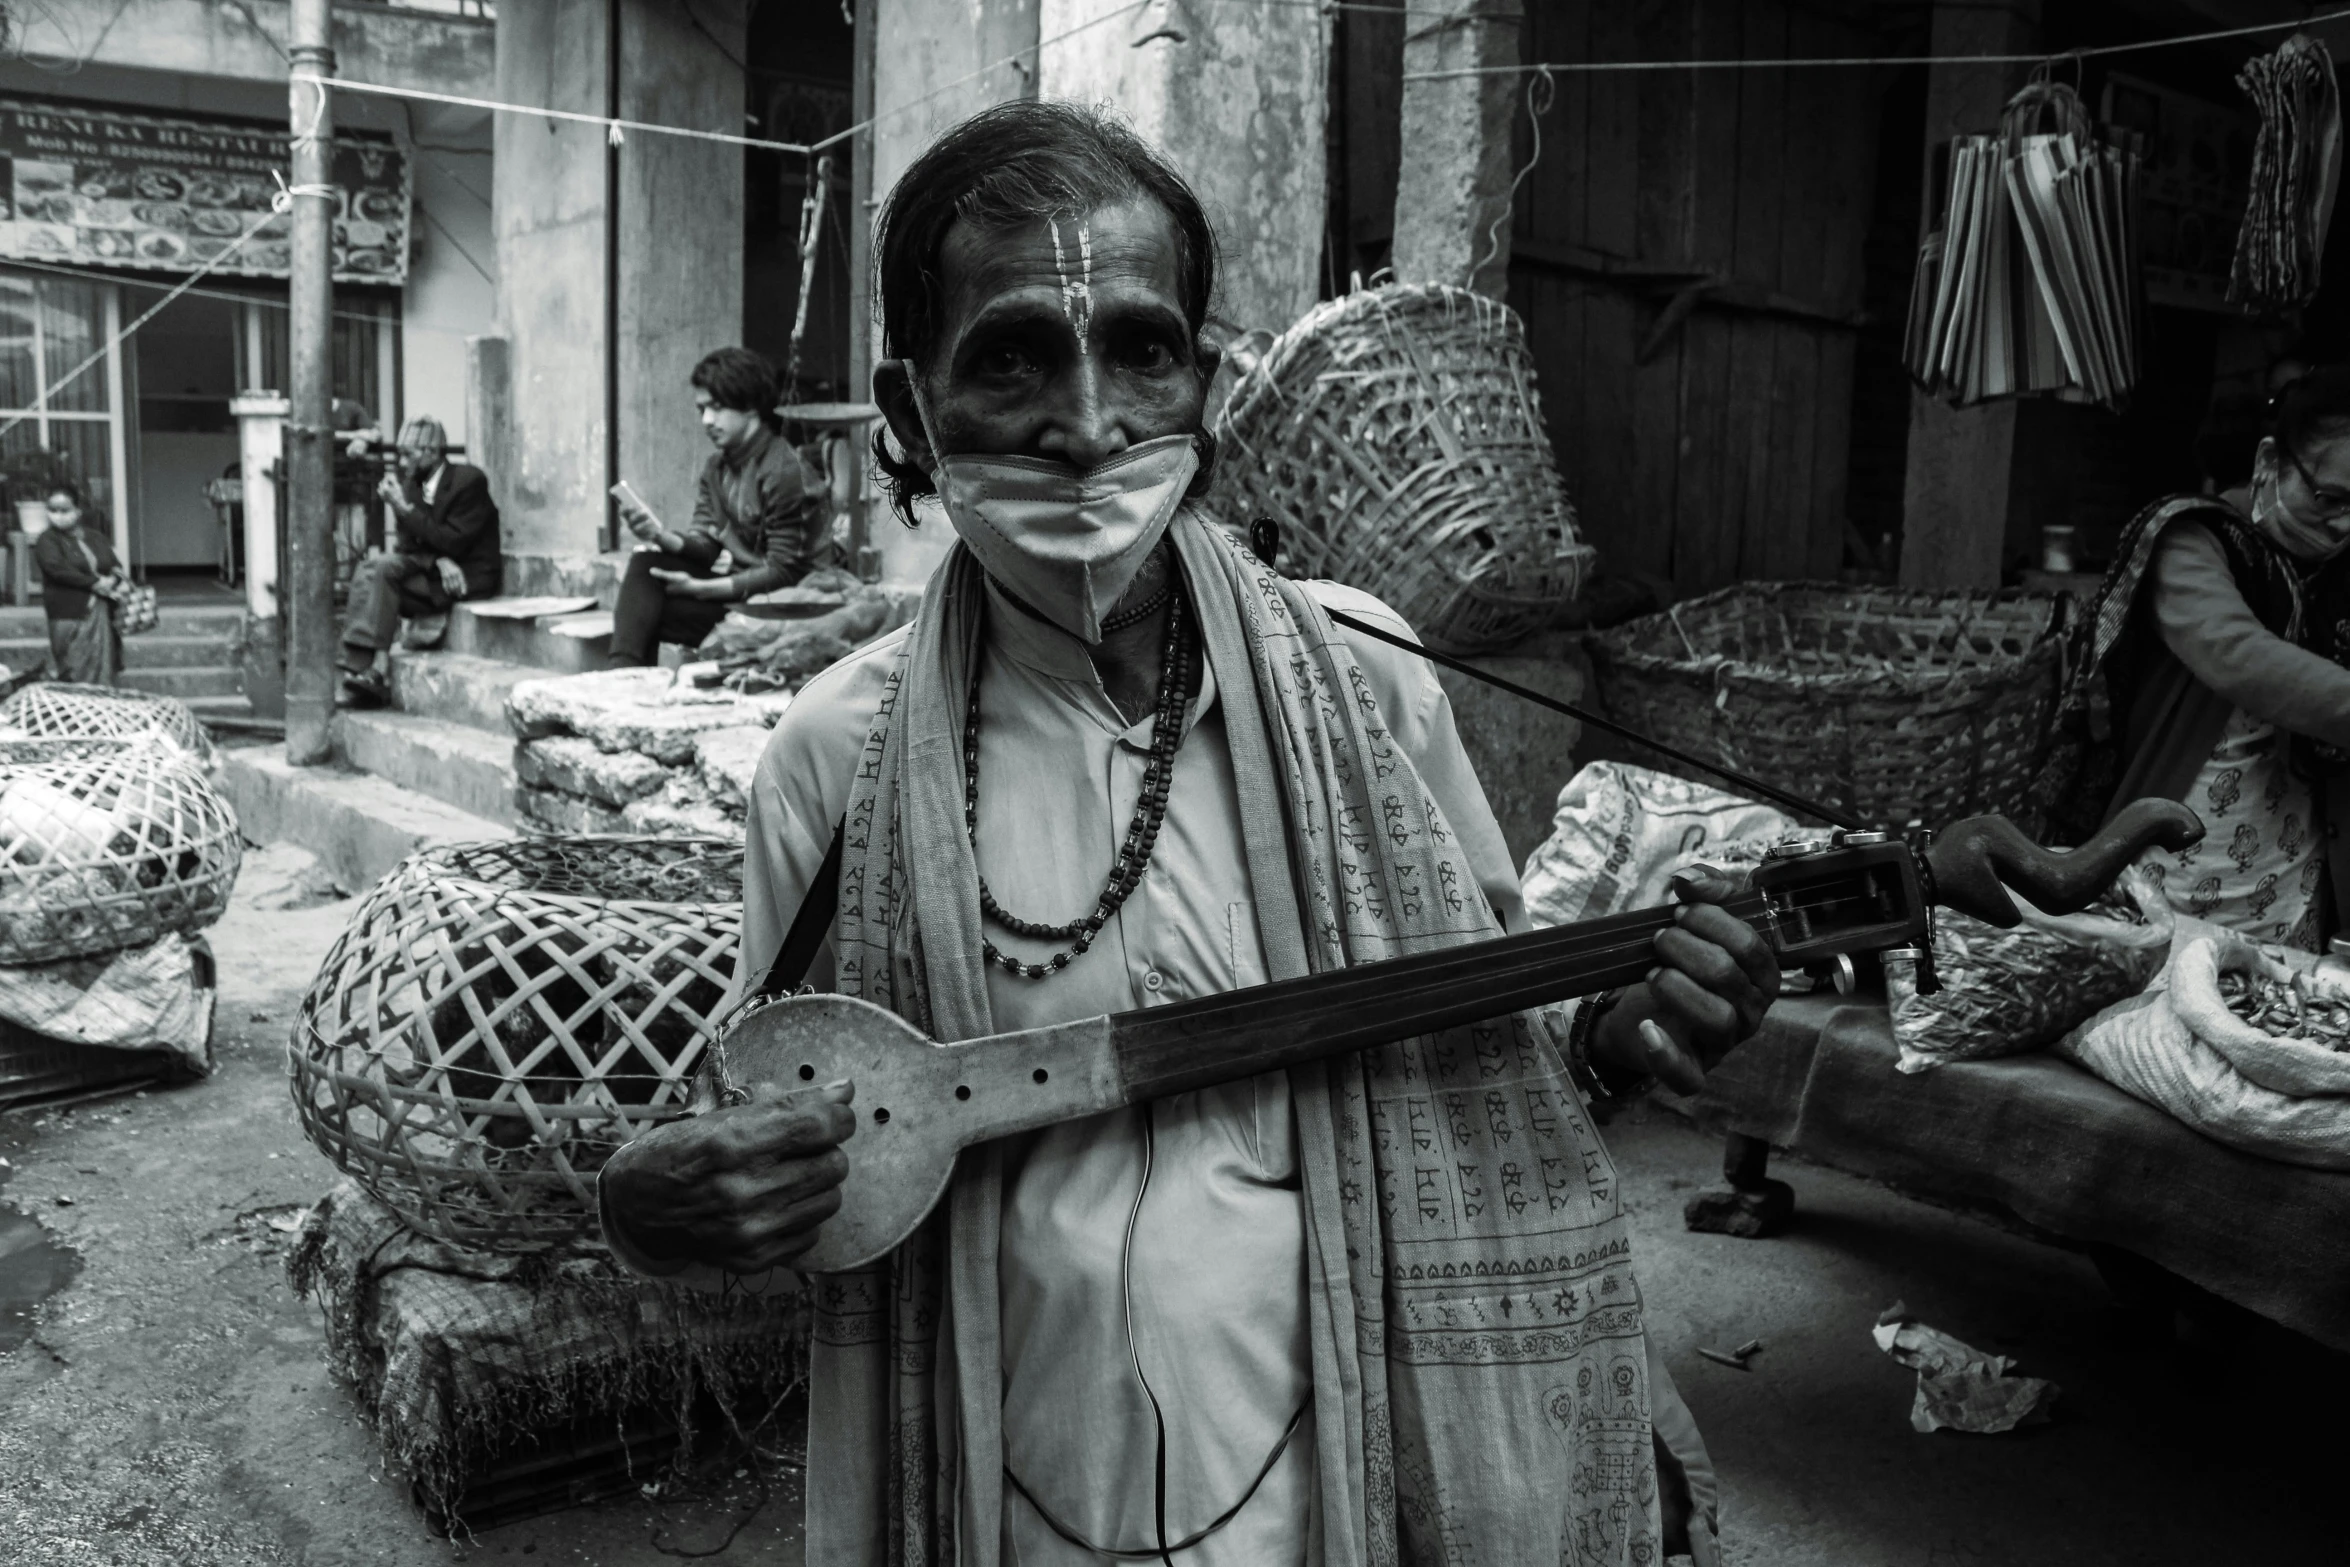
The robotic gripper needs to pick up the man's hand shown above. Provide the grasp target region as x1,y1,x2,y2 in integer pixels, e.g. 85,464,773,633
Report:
433,557,467,599
602,1080,856,1274
650,567,735,601
1588,865,1779,1096
375,471,407,511
620,500,666,546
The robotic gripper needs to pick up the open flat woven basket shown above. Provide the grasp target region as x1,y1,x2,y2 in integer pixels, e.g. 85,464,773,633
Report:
1587,582,2065,828
0,682,212,761
1213,281,1594,652
291,836,747,1254
0,736,243,964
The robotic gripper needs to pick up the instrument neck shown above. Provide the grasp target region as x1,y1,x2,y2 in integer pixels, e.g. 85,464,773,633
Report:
1105,891,1773,1102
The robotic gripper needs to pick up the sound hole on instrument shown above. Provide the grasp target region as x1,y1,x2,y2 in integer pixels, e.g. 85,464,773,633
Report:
874,1107,890,1124
955,1085,971,1101
798,1064,814,1081
1032,1068,1048,1084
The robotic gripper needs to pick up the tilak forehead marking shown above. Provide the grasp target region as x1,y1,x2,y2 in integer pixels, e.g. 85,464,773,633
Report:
1050,215,1095,347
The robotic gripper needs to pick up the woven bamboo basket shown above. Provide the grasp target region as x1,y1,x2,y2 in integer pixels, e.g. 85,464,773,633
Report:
1212,282,1595,652
0,737,243,964
0,682,211,760
1586,582,2064,828
290,836,748,1254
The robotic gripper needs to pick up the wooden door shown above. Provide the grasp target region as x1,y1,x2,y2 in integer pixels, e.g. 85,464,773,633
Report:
1509,0,1883,595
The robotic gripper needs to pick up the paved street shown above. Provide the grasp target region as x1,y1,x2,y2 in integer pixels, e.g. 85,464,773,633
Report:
0,853,2337,1565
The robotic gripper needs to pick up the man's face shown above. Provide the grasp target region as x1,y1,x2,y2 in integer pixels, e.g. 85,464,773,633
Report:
697,391,764,455
396,435,443,481
875,196,1218,473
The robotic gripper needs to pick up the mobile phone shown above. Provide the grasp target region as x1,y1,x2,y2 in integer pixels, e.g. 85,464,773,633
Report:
609,480,659,532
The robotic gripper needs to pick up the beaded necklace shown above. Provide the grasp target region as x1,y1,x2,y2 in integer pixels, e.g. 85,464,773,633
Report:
964,588,1196,979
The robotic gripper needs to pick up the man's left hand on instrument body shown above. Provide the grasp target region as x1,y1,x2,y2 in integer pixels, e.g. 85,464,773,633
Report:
1589,863,1779,1095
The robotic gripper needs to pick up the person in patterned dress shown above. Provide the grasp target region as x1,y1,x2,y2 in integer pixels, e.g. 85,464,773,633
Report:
2092,366,2350,948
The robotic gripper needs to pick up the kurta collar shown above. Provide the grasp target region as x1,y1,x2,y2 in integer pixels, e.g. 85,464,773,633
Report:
980,573,1217,747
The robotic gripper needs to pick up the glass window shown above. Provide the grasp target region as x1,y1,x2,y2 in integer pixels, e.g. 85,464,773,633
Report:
0,268,122,522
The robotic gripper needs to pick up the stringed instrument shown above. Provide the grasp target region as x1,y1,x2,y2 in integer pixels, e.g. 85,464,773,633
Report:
717,799,2202,1273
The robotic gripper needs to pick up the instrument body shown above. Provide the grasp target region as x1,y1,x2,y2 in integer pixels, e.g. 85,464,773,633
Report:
719,801,2203,1272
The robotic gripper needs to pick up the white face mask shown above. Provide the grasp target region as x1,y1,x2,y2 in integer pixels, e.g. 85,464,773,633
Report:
2251,445,2350,563
909,380,1199,643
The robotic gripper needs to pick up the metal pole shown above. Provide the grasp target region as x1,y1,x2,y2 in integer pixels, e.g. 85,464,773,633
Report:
285,0,336,764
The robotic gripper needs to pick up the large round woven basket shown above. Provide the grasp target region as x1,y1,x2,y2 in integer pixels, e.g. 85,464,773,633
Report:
0,682,212,760
1212,282,1594,652
290,836,747,1254
0,736,243,963
1586,582,2064,828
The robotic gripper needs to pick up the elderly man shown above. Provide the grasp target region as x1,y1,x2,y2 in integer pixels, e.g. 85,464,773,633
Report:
601,102,1769,1565
337,417,499,707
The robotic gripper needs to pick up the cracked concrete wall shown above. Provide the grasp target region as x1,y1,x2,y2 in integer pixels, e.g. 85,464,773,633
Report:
1391,1,1517,296
1038,0,1329,338
488,0,743,562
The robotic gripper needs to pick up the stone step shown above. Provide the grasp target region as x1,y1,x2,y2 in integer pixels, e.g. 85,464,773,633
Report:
444,598,613,674
331,708,519,827
215,742,512,893
0,600,245,636
2,633,238,674
118,664,245,700
386,648,535,734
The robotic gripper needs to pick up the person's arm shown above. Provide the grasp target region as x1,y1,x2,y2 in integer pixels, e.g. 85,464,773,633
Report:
596,633,908,1281
2151,522,2350,752
400,470,495,559
724,447,826,599
32,531,98,591
667,461,726,567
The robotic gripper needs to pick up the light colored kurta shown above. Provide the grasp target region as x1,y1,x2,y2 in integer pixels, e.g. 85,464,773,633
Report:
732,574,1525,1562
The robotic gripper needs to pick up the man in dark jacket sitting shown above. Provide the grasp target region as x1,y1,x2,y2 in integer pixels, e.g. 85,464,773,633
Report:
606,347,829,666
338,416,500,707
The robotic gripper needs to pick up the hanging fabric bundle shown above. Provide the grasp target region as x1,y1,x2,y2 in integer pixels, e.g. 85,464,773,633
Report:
1904,76,2143,411
2227,32,2342,313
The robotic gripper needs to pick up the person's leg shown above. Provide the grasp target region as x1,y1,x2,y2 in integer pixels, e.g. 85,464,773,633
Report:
339,556,405,674
47,614,85,680
395,571,457,650
607,551,696,667
654,592,731,658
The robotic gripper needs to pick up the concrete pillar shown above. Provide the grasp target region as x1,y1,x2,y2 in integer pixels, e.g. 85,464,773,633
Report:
1039,0,1329,336
489,0,609,562
1390,0,1519,296
618,0,746,548
487,0,745,568
1897,0,2042,590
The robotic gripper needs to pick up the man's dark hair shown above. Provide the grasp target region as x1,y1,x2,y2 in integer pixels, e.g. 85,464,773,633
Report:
690,347,782,430
871,100,1219,521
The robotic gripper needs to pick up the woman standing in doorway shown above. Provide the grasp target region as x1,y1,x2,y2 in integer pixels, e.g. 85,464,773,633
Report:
30,480,126,685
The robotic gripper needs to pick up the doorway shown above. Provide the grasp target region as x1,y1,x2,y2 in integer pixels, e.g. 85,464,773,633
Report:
131,290,239,571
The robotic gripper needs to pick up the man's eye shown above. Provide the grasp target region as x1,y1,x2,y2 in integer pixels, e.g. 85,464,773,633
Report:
1119,337,1177,373
975,345,1037,377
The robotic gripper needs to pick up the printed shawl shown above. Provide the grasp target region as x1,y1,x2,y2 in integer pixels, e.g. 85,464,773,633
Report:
804,511,1661,1565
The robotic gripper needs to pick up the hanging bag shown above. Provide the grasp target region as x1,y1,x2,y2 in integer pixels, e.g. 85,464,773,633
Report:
114,580,158,636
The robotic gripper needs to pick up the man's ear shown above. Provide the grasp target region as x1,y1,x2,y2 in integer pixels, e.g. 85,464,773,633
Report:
1194,332,1223,389
871,359,933,473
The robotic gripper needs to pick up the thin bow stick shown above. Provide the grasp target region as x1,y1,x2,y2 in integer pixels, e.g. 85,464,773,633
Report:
1320,606,1868,830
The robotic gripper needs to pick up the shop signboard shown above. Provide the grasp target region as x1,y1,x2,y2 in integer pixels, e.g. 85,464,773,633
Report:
0,98,410,285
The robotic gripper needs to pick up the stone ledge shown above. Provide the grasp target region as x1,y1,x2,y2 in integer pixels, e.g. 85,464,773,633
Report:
216,745,510,893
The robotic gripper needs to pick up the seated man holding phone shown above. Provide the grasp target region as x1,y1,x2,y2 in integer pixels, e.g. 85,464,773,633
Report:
607,347,831,667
